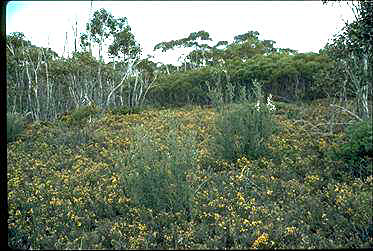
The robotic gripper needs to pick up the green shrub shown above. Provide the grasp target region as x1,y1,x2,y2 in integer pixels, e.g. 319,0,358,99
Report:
275,102,303,120
333,119,372,179
109,106,142,116
122,121,197,216
7,112,25,143
210,80,276,162
211,101,276,162
60,104,100,127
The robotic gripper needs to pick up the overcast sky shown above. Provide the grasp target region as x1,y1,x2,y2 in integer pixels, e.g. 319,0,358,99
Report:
6,1,355,65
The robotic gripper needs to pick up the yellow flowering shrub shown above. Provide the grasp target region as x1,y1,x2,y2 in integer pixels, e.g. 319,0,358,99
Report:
7,101,373,249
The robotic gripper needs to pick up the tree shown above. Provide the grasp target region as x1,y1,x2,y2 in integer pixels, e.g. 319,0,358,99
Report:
129,57,158,108
80,8,141,62
154,30,213,70
322,0,372,120
6,32,60,120
79,8,143,108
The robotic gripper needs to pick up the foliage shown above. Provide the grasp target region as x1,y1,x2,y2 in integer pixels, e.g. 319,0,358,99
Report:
331,119,373,179
122,121,197,215
154,30,212,69
7,24,333,124
320,1,373,119
6,8,145,123
6,4,373,249
81,8,141,61
147,51,331,108
59,104,101,127
147,67,212,107
7,112,26,143
7,101,373,249
109,105,143,116
210,82,276,162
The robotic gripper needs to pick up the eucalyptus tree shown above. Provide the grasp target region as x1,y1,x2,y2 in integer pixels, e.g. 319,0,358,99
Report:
79,8,142,109
322,0,372,120
124,57,159,108
6,32,60,121
224,31,269,61
7,32,34,115
154,30,213,70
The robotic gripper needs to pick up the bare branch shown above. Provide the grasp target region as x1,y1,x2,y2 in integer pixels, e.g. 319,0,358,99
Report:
329,104,363,121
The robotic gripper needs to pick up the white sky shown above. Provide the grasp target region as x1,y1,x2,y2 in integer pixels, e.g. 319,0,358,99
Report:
6,1,355,65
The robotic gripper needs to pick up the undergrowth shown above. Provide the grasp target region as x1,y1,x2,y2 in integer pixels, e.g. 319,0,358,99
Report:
7,99,373,249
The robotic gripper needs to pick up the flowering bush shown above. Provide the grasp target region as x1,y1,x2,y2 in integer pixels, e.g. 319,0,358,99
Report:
7,100,373,249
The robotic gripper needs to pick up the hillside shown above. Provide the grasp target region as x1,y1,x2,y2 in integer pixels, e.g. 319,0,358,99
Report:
7,99,373,249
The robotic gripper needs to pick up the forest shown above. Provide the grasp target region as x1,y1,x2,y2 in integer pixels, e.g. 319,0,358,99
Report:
7,1,373,249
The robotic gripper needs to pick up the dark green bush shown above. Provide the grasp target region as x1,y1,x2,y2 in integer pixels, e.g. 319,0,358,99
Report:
146,52,331,108
60,104,101,127
7,112,25,143
109,106,142,116
275,102,303,120
122,122,197,215
211,101,276,162
333,119,372,179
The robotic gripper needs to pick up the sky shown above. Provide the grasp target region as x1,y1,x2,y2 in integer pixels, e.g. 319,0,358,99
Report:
6,1,356,65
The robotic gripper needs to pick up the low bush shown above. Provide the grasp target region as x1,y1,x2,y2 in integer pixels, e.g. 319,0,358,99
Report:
7,112,25,143
109,105,143,116
122,120,197,216
210,80,277,162
7,101,373,249
332,119,373,179
59,104,101,127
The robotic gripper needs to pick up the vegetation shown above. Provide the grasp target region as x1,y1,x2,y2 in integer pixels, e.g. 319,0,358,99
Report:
7,112,26,143
7,2,373,249
331,119,373,179
210,80,277,162
7,100,372,249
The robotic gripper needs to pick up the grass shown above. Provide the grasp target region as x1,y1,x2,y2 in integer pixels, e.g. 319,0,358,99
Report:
7,99,373,249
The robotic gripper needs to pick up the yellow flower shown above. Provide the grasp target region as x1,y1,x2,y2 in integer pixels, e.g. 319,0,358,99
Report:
138,223,147,232
50,197,63,206
237,156,251,169
243,219,251,225
305,175,320,183
252,232,269,248
236,192,245,205
286,226,297,235
319,138,327,149
335,195,343,205
15,210,21,216
250,220,262,227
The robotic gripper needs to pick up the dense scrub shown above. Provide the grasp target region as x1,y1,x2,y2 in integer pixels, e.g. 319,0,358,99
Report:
7,99,372,249
147,52,332,107
6,30,340,122
6,4,373,249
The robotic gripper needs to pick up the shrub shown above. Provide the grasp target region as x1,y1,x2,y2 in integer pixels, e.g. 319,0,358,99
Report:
210,81,276,162
275,102,302,120
60,104,100,127
332,119,372,179
109,105,142,116
7,112,25,143
122,121,197,216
